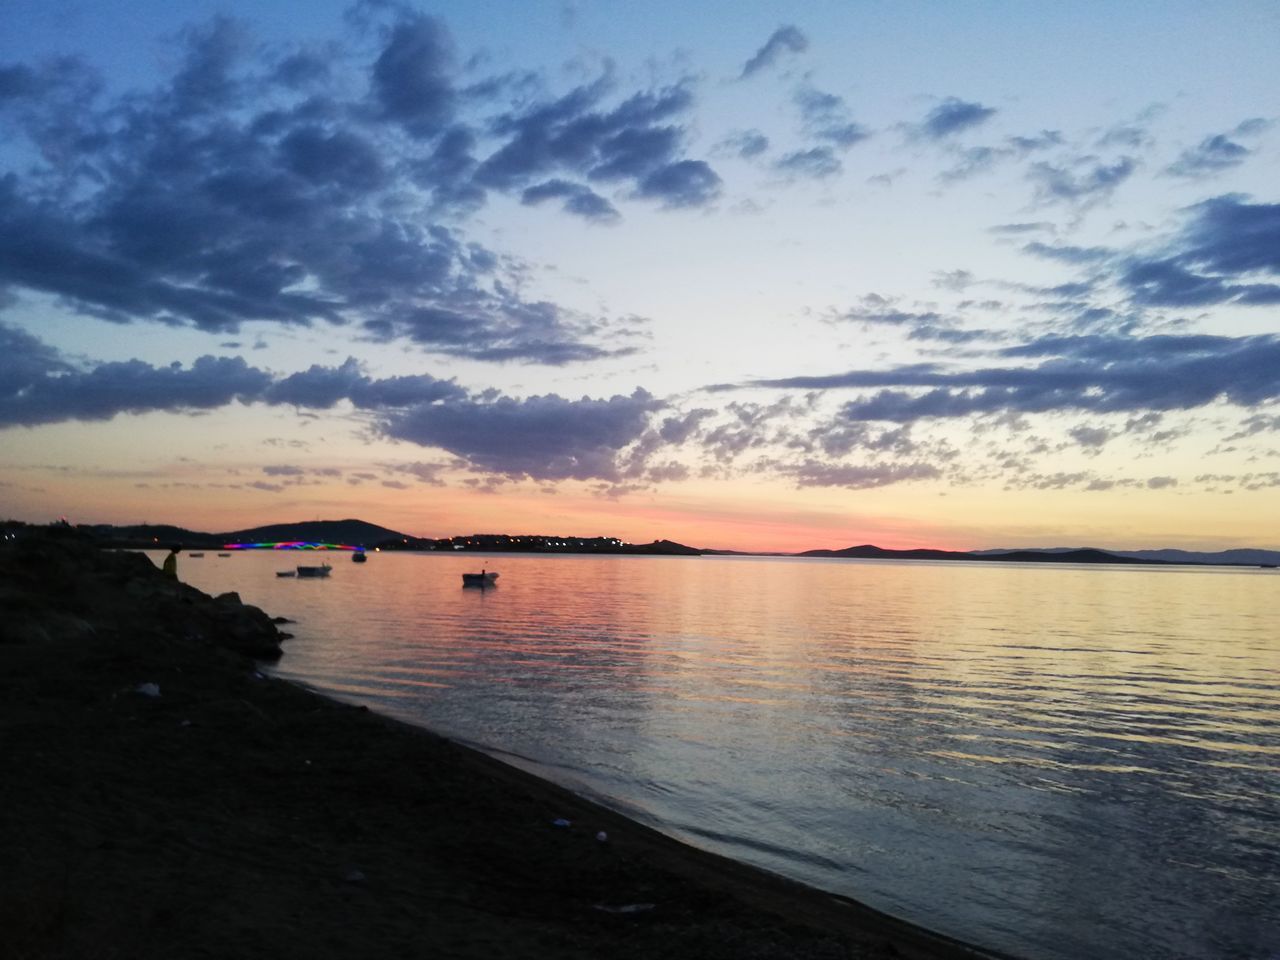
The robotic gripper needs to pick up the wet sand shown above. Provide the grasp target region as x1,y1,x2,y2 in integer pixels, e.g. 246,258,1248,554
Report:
0,533,1008,959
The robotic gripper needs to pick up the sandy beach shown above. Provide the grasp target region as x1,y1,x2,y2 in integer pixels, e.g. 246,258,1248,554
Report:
1,531,1006,960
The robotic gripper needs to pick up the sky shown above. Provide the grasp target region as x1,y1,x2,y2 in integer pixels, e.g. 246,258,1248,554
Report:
1,0,1278,552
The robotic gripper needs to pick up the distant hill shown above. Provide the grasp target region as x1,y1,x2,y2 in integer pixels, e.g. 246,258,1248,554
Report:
1117,547,1280,566
801,544,1157,565
974,546,1280,567
85,523,222,548
221,519,411,547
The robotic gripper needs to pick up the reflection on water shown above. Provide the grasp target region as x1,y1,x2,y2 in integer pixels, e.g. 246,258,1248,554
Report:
166,550,1280,960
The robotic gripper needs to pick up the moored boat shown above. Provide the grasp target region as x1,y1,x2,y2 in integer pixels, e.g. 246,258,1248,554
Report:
296,563,332,578
462,570,498,587
352,551,367,563
276,570,296,578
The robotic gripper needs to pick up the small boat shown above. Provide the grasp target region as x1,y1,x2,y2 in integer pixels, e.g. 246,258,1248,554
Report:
351,551,367,563
462,570,498,587
276,570,297,578
217,552,231,557
188,552,205,558
296,563,332,578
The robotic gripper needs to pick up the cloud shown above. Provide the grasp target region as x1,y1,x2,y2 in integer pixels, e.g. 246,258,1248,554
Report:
775,147,841,179
1166,134,1251,179
521,179,620,222
793,87,869,150
0,348,273,428
717,130,769,159
919,98,996,139
937,131,1062,183
743,332,1280,422
1121,196,1280,307
774,459,942,489
370,14,457,138
1029,156,1136,206
634,160,721,207
379,388,665,481
740,26,809,78
475,78,716,209
1022,241,1114,264
264,357,466,408
0,329,467,427
0,11,720,364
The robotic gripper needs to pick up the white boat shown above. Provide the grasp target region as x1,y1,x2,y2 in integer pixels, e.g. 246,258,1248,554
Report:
296,563,332,578
462,571,498,587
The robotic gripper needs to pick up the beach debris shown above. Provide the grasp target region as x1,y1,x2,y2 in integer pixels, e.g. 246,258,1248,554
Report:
135,682,161,697
343,868,366,884
592,903,655,914
551,818,572,828
596,831,608,843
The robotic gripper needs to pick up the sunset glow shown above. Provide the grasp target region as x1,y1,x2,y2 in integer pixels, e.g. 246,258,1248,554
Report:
2,2,1278,552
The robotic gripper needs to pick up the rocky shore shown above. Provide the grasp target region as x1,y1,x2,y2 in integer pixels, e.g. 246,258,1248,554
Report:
0,531,1005,960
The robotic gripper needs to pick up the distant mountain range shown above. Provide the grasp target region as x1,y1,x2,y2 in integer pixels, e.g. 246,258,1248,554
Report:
55,519,1280,566
973,546,1280,566
799,545,1156,564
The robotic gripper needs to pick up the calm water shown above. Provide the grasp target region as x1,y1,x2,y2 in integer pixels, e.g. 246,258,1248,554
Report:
163,550,1280,960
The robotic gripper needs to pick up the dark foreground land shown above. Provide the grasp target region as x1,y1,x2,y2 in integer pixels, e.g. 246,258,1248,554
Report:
0,533,1004,960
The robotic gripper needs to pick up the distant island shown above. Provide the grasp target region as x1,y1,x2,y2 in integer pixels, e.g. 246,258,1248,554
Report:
6,518,1279,567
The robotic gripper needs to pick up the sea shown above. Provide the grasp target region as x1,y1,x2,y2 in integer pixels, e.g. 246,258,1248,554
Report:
161,549,1280,960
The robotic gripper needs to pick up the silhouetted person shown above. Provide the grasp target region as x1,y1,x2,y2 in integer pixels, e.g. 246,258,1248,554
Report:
163,546,180,579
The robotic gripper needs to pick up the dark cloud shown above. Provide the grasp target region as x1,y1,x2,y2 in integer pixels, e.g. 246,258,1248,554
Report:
279,126,388,193
774,147,841,179
793,87,869,150
1097,124,1151,150
0,329,466,427
521,178,619,222
938,131,1062,183
658,408,714,443
1069,425,1113,448
0,350,273,428
1121,196,1280,307
170,17,249,115
832,294,993,344
744,332,1280,422
718,130,769,159
475,79,712,208
634,160,721,207
379,388,664,481
775,459,942,489
740,26,809,78
1029,156,1136,205
264,356,465,408
0,11,717,364
920,98,996,139
1166,134,1251,179
370,14,457,138
1022,241,1114,264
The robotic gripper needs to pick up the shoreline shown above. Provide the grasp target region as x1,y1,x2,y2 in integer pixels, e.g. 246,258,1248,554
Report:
1,532,1012,959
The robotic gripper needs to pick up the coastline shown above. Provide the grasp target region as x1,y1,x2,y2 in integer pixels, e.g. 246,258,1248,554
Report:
1,533,1011,960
